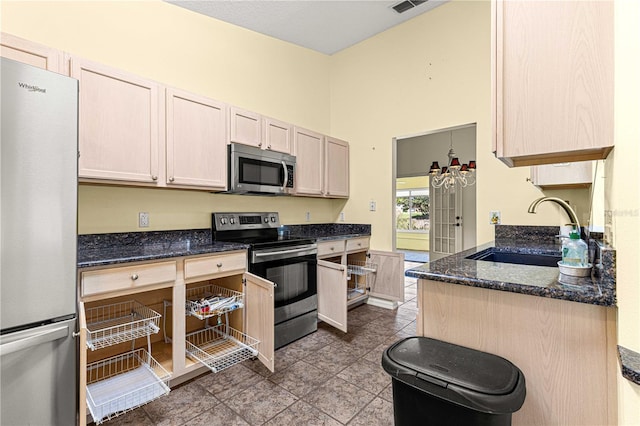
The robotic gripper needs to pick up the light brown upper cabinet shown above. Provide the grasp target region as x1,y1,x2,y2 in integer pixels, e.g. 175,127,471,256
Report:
229,106,292,154
1,32,64,73
71,57,162,184
530,161,592,189
263,117,292,154
324,137,349,198
166,88,227,190
229,107,262,148
293,129,351,198
293,127,324,196
492,0,614,167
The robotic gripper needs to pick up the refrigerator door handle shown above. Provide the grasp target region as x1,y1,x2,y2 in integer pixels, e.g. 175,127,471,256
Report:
0,325,70,357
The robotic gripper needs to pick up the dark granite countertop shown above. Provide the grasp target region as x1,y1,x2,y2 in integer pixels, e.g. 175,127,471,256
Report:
618,346,640,386
281,223,371,241
406,226,616,307
78,224,372,268
78,229,248,268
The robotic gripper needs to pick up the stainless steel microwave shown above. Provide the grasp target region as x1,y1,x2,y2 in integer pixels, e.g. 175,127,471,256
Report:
227,143,295,195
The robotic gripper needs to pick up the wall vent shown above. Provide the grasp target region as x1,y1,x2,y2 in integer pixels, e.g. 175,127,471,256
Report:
392,0,427,14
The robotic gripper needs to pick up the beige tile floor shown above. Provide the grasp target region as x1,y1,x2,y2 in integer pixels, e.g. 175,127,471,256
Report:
103,262,422,426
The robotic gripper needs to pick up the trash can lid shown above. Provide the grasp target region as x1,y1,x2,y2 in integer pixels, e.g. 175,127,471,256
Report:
389,337,520,395
384,337,520,396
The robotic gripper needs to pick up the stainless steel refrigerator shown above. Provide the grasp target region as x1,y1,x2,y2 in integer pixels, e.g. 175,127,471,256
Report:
1,57,78,425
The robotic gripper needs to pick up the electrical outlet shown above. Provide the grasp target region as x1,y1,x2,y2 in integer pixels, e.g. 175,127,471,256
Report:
369,200,376,212
139,212,150,228
340,212,345,222
305,211,311,222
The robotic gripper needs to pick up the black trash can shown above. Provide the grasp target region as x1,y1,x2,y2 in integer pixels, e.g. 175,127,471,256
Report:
382,337,526,426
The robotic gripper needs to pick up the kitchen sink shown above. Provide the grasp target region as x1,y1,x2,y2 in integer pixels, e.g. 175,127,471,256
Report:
466,249,561,267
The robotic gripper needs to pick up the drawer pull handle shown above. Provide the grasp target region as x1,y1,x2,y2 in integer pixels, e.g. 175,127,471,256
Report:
216,263,223,268
131,274,139,281
330,247,335,251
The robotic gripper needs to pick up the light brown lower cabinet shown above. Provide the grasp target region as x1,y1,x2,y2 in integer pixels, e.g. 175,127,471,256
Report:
417,279,617,426
78,251,274,425
317,238,404,333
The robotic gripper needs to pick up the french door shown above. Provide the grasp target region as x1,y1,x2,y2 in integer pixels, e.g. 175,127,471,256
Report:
429,182,463,261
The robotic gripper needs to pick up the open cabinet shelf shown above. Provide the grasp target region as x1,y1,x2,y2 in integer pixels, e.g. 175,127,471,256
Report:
346,260,377,301
84,300,161,351
86,348,170,425
185,283,244,320
185,324,259,373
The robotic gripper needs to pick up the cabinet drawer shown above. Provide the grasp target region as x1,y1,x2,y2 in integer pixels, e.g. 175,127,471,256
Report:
317,240,345,258
184,252,247,281
82,261,176,297
346,237,369,252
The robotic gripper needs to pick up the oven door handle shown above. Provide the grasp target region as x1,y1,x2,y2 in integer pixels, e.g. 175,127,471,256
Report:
252,245,317,263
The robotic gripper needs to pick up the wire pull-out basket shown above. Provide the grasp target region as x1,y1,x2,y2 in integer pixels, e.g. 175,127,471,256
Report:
85,300,161,351
346,260,377,300
186,283,244,320
186,324,259,373
86,348,171,424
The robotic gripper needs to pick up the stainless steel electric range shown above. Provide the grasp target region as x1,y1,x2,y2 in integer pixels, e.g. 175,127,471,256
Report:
212,212,317,349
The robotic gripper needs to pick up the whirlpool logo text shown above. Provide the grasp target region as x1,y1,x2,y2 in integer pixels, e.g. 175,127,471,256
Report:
18,82,46,93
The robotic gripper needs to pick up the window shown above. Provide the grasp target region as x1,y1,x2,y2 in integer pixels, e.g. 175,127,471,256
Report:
396,188,430,232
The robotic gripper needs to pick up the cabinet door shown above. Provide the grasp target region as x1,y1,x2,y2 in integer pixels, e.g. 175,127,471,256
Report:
229,107,261,148
317,259,348,333
166,88,227,189
530,161,592,189
493,0,613,166
244,272,275,372
71,57,161,183
367,250,405,303
325,137,349,198
263,117,292,154
77,300,88,426
293,127,324,196
1,32,63,73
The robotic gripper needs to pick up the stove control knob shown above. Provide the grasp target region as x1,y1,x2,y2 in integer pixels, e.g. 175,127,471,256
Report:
270,217,276,223
264,217,269,223
230,217,235,224
220,218,227,225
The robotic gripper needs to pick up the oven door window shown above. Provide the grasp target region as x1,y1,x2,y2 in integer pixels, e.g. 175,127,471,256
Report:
239,157,284,187
251,255,317,308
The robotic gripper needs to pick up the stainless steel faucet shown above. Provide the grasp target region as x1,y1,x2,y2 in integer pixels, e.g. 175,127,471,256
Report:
527,197,581,234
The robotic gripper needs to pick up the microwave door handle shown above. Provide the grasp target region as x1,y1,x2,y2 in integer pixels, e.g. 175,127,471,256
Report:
281,161,288,192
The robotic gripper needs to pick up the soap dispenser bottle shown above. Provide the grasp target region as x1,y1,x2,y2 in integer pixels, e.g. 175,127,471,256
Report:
561,231,588,267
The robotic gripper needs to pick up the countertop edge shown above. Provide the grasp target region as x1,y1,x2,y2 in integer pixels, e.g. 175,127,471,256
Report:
406,241,615,308
618,345,640,386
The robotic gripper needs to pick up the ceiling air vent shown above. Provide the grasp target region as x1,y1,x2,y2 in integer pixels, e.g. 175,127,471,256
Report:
392,0,427,14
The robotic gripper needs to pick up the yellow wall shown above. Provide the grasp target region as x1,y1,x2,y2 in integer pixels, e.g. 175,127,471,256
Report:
2,0,578,238
329,0,579,251
4,2,637,421
610,0,640,422
1,0,340,234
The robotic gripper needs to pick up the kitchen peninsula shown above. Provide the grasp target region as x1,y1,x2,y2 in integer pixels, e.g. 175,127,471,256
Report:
406,226,617,425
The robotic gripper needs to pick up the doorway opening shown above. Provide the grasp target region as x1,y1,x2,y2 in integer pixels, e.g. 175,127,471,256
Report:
393,124,477,262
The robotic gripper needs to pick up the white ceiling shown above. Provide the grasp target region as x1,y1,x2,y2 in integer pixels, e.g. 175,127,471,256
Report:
166,0,447,55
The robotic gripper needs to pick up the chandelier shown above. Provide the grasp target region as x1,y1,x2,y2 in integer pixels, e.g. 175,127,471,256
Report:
428,132,476,189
